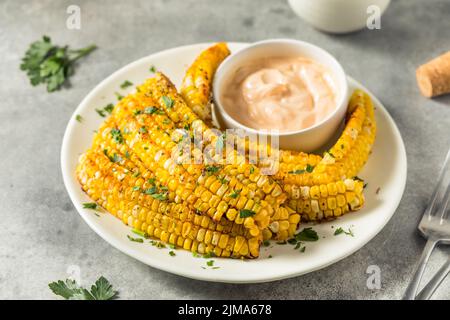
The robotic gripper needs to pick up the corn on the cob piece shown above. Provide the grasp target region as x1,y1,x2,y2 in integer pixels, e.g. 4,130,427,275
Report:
284,179,365,221
312,90,376,180
77,149,260,258
140,73,286,203
110,107,274,237
92,115,271,239
273,90,376,186
181,43,230,123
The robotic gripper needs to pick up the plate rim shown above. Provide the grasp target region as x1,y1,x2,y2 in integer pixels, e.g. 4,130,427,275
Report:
61,42,407,283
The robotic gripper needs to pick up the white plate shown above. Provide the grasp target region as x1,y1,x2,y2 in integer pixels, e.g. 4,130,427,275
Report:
61,43,407,283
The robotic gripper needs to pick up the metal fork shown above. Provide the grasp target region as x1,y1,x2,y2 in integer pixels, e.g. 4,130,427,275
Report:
403,148,450,300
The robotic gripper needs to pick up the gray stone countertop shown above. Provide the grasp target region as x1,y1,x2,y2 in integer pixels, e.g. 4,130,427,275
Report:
0,0,449,299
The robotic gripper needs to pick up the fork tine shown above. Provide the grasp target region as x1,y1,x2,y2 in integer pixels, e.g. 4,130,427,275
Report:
427,149,450,218
439,183,450,222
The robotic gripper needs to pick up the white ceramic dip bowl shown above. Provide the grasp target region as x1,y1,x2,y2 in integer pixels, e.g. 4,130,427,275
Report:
213,39,349,152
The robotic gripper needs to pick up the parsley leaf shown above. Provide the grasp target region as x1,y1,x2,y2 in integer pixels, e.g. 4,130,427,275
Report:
151,193,167,201
334,227,354,237
104,103,114,114
89,276,118,300
162,96,174,109
228,190,240,199
83,202,98,210
295,227,319,241
169,251,176,257
115,92,124,101
95,108,106,117
111,153,122,163
110,128,124,144
49,276,117,300
120,80,133,89
204,165,221,175
206,260,214,267
127,235,144,243
288,164,314,174
149,65,156,73
20,36,96,92
240,209,256,218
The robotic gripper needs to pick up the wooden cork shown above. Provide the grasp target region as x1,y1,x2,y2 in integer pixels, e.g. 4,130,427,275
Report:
416,51,450,98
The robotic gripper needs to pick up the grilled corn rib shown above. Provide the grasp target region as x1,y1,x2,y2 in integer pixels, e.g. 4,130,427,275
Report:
181,42,230,123
108,92,280,237
284,179,365,221
90,121,260,241
77,150,259,257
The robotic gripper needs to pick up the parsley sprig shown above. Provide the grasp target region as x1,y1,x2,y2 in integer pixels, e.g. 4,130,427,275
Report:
49,276,118,300
20,36,96,92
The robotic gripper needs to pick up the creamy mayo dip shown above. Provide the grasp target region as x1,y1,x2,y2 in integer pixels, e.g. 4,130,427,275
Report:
222,57,338,132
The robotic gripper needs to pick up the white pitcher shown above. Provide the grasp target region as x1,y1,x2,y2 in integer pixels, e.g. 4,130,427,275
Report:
287,0,391,34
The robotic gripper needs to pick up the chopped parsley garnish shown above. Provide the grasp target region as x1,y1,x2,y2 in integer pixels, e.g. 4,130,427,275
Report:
139,127,148,134
263,240,270,247
204,165,221,175
144,106,164,115
239,209,256,218
95,108,106,117
268,255,273,258
124,150,130,159
132,109,142,116
203,252,216,259
218,176,228,184
294,227,319,242
144,186,157,195
148,178,156,185
83,202,98,210
169,251,176,257
75,114,83,123
96,104,114,117
149,65,156,73
206,260,214,267
354,176,364,182
162,96,174,109
287,238,297,245
132,229,148,238
115,92,123,101
288,164,314,174
120,80,133,89
249,166,255,174
228,190,240,199
334,227,354,237
111,153,122,163
20,36,96,92
151,193,167,201
150,240,166,249
132,171,140,178
110,128,124,144
132,186,140,191
49,276,118,300
127,235,144,243
104,103,114,114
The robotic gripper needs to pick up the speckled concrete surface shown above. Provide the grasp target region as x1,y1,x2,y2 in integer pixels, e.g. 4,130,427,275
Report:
0,0,449,300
